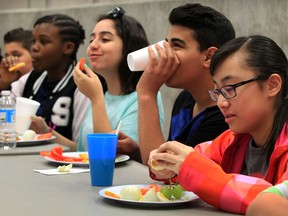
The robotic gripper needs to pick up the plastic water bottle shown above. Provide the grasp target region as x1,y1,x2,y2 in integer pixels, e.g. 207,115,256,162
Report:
0,90,16,150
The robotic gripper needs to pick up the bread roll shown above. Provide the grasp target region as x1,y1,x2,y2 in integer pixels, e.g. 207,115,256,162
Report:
151,159,165,171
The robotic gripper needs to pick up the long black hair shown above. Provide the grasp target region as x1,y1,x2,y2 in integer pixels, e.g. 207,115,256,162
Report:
210,35,288,161
97,7,149,94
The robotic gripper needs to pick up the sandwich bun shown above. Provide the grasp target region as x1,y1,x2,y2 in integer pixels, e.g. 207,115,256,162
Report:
151,159,165,171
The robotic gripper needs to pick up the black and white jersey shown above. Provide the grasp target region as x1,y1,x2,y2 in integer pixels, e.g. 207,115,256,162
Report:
20,64,90,140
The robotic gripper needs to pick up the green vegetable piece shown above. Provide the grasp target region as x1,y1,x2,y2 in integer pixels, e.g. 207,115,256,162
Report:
172,184,183,199
160,186,173,199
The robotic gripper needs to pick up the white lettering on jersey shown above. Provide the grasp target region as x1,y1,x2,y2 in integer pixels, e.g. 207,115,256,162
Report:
51,97,71,126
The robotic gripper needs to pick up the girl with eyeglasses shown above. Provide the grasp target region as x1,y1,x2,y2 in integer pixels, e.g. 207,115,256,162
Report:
148,35,288,214
72,7,164,161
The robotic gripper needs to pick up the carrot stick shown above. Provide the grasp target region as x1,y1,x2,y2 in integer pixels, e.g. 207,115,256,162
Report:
104,190,120,199
8,62,26,72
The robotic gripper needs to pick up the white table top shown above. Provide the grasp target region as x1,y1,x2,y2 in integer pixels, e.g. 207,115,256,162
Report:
0,154,238,216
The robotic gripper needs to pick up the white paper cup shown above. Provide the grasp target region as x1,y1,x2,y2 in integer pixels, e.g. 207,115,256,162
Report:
16,97,40,134
127,40,165,71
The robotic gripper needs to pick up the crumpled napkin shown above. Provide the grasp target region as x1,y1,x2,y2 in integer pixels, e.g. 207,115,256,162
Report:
33,168,90,176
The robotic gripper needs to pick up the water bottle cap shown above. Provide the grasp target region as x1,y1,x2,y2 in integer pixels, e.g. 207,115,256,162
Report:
1,90,10,96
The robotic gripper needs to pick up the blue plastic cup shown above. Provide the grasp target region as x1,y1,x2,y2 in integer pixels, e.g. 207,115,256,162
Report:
86,133,118,187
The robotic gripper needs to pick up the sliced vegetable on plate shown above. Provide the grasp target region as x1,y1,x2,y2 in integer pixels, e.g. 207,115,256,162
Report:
40,146,87,162
40,147,130,165
37,132,53,140
103,184,186,202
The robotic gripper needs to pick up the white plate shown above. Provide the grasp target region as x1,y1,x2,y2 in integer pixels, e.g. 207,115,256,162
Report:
17,135,56,146
44,152,130,166
115,154,130,163
99,184,199,207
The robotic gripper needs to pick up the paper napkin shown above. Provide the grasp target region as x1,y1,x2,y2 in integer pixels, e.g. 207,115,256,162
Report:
33,168,90,176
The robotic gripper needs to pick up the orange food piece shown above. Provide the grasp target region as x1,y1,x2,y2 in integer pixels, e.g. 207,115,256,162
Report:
140,187,150,195
104,190,120,199
40,146,89,162
8,62,26,72
63,157,83,162
79,58,86,71
37,132,52,140
40,151,51,157
139,184,162,195
149,184,161,192
50,146,64,161
79,153,89,162
63,158,74,162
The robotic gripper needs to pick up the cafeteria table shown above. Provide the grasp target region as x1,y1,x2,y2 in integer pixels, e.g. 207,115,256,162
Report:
0,154,239,216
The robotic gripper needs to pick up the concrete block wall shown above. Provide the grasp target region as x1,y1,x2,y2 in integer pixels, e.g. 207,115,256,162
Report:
0,0,288,138
0,0,145,10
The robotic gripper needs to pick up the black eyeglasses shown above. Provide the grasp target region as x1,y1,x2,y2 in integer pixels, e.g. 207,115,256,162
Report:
208,76,268,102
107,6,125,19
